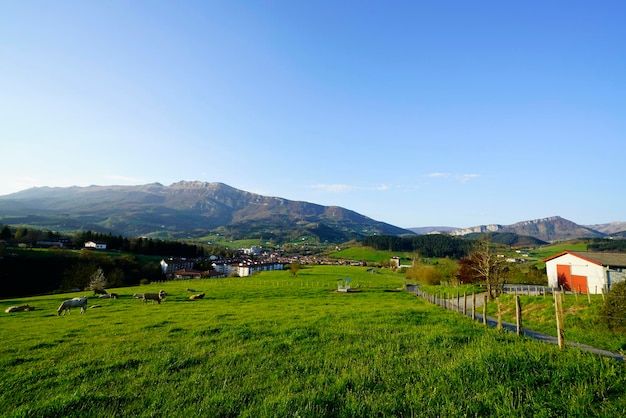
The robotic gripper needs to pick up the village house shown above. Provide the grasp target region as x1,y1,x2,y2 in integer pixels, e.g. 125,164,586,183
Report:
212,259,284,277
543,251,626,294
160,258,195,275
84,241,107,250
36,239,71,248
171,269,203,280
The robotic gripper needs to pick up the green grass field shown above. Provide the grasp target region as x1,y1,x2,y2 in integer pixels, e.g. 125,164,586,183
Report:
328,246,419,264
2,266,626,417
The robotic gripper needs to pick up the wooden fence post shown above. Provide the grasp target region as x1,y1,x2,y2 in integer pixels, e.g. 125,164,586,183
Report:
515,295,522,336
497,298,502,330
463,292,467,315
472,293,476,320
482,295,488,325
554,291,565,349
587,286,591,305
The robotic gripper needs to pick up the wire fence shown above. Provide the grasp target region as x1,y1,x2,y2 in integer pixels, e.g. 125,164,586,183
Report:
406,284,625,361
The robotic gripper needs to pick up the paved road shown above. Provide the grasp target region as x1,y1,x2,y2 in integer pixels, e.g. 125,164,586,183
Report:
405,285,624,362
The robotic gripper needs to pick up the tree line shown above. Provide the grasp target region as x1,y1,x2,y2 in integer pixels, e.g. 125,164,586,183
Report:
0,226,241,298
362,234,474,258
587,238,626,252
0,226,238,259
75,231,208,258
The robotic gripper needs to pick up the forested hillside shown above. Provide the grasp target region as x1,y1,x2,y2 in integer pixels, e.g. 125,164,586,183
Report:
0,227,236,299
362,234,473,258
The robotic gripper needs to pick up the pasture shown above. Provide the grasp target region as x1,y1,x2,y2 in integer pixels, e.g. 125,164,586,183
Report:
1,265,626,417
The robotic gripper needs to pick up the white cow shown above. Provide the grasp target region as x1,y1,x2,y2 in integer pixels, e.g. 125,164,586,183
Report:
142,290,166,304
57,297,88,315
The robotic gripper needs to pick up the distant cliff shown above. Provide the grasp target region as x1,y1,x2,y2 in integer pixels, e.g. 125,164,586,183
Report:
448,216,605,242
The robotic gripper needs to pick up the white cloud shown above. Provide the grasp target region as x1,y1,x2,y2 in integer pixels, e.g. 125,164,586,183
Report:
456,174,480,183
427,172,452,178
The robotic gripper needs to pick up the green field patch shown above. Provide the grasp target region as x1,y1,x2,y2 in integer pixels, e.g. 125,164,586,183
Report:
2,265,626,416
141,320,173,330
30,341,59,350
329,245,416,263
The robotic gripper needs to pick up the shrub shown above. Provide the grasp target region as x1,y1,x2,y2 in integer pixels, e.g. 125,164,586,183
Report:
406,265,442,285
599,281,626,333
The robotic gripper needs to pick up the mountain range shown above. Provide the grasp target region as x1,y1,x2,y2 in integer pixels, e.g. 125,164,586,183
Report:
411,217,626,242
0,181,624,244
0,181,411,243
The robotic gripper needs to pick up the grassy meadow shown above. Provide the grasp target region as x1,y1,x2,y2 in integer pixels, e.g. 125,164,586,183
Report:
2,265,626,417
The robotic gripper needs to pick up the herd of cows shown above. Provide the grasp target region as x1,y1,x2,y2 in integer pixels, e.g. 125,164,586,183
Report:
4,288,206,315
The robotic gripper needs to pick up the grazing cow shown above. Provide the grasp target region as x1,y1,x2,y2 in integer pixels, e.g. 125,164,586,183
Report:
132,293,143,299
189,293,205,300
142,290,166,304
57,297,88,315
5,304,35,313
98,293,118,299
93,288,108,296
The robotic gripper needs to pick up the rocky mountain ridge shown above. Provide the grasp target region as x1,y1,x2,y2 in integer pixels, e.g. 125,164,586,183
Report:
434,216,621,243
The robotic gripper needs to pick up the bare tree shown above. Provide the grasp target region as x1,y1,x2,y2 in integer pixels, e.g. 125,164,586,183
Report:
468,240,508,301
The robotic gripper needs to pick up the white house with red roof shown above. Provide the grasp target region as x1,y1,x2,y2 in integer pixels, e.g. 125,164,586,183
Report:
543,251,626,294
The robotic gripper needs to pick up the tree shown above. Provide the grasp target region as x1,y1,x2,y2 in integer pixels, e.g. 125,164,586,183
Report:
88,268,108,292
107,268,125,288
62,262,97,291
457,257,480,284
599,281,626,333
406,261,443,285
466,240,508,301
14,227,28,242
0,225,12,241
289,262,301,277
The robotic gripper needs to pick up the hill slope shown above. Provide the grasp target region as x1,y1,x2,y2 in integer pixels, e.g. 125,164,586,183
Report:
0,181,413,242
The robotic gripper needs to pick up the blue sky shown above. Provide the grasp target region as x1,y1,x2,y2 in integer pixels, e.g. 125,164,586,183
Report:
2,1,624,228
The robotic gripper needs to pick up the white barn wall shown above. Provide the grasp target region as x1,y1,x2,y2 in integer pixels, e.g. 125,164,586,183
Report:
546,253,606,293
